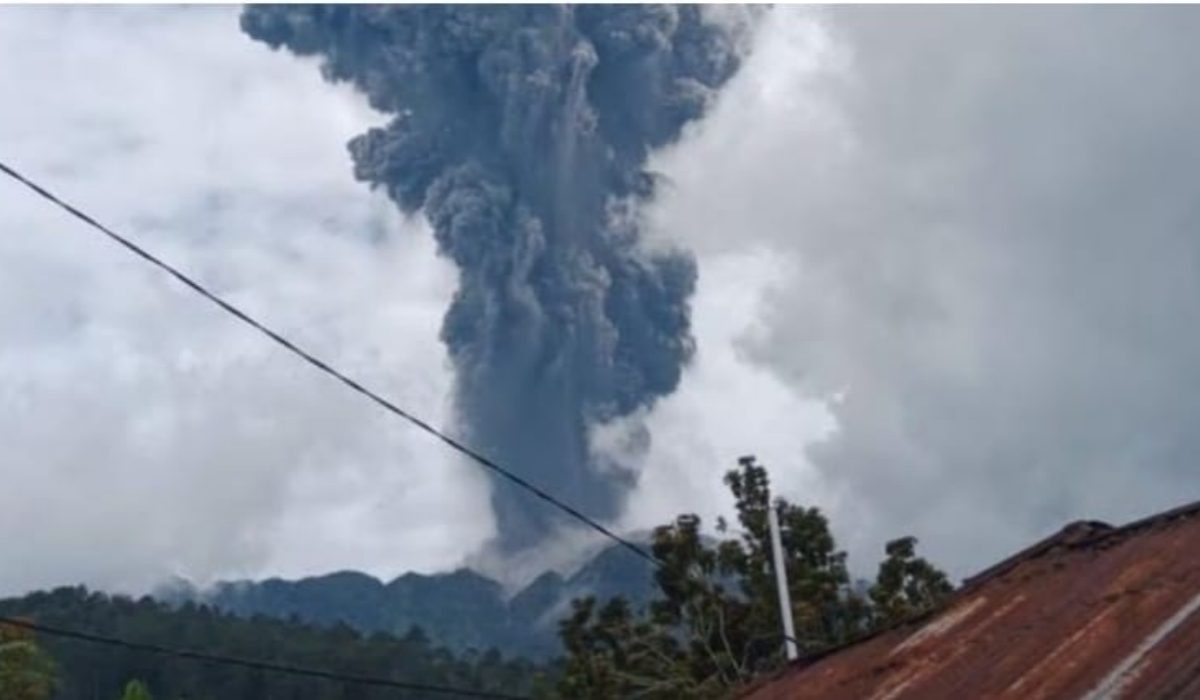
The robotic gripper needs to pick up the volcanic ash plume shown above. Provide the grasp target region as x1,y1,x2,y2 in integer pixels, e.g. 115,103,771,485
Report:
241,5,743,552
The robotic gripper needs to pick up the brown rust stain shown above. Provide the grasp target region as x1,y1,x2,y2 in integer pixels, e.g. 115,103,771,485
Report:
1006,600,1121,698
738,501,1200,700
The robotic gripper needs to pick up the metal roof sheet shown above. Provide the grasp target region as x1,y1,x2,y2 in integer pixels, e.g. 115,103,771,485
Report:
739,500,1200,700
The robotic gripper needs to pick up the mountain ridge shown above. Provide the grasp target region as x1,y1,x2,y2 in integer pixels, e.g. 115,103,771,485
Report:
155,542,658,659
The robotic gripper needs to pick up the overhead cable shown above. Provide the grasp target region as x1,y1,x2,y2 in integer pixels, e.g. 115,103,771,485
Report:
0,615,531,700
0,159,659,568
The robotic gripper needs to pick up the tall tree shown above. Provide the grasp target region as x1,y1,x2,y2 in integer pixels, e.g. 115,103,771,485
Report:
870,536,954,627
557,456,953,699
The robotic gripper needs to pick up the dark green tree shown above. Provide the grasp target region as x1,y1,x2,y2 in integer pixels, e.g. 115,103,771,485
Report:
557,456,952,699
0,589,547,700
869,536,954,627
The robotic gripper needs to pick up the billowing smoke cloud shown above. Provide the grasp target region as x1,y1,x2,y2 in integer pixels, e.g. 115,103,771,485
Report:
241,6,743,552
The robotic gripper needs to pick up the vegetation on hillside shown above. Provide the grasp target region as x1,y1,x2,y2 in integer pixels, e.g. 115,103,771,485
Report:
0,589,547,700
166,555,655,661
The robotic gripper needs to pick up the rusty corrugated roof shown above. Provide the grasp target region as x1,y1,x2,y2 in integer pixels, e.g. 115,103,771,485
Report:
739,500,1200,700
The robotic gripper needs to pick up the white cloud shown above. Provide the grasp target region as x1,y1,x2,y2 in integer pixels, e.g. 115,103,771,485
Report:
0,6,492,595
617,247,836,535
644,6,1200,578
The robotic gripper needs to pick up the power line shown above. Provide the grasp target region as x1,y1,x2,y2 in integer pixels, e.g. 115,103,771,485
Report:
0,159,660,569
0,616,531,700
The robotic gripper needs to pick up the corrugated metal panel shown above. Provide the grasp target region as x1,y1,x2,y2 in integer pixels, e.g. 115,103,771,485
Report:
739,501,1200,700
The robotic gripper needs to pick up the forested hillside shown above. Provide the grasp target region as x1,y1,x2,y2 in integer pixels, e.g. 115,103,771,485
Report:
0,587,549,700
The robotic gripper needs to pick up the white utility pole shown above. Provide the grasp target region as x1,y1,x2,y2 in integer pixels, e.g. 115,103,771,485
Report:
767,504,799,661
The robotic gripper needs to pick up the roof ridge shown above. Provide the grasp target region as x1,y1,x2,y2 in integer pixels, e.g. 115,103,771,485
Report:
959,519,1113,590
960,497,1200,590
1108,496,1200,536
738,496,1200,697
737,496,1200,699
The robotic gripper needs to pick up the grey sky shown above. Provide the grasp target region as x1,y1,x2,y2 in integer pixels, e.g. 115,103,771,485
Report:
3,5,1199,593
651,5,1200,576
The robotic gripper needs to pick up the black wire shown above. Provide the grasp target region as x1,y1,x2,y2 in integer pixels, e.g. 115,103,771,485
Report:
1,159,805,660
0,161,839,696
0,159,660,569
0,616,530,699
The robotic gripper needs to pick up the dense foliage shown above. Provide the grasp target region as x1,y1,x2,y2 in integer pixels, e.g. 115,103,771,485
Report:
556,456,953,698
0,621,57,700
0,588,549,700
